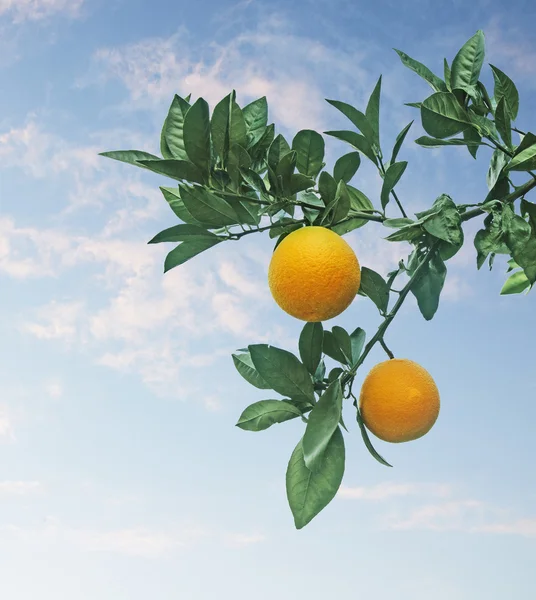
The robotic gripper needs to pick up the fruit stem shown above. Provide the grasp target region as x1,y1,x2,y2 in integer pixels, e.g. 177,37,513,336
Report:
379,338,395,359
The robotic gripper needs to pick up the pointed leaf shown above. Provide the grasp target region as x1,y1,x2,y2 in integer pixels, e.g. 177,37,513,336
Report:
326,99,376,144
508,143,536,172
394,49,448,92
236,400,302,431
443,58,452,91
302,380,343,472
232,352,271,390
410,250,447,320
495,97,512,149
249,344,315,403
211,93,232,163
487,149,509,191
421,92,472,138
380,161,407,210
183,98,211,174
164,94,190,161
322,330,348,364
243,97,268,146
268,134,291,171
99,150,161,170
324,130,377,164
451,30,485,94
390,121,414,164
331,326,352,364
148,224,220,244
354,400,392,467
137,159,205,184
299,322,324,376
163,238,222,273
349,327,366,365
365,76,382,148
180,185,238,227
500,270,530,295
490,64,519,120
333,151,361,183
359,267,390,313
292,130,325,179
286,427,345,529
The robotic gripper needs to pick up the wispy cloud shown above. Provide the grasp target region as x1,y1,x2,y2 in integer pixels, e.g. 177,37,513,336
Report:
338,482,452,501
0,0,84,23
0,405,15,441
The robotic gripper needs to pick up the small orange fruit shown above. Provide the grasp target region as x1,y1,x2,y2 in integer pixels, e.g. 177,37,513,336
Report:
267,226,361,322
359,358,440,443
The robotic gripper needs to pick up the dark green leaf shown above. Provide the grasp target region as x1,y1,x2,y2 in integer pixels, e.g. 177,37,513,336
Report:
324,130,377,165
180,185,238,227
331,326,352,364
495,97,512,149
318,171,337,205
160,186,205,225
500,270,530,295
420,194,463,246
490,64,519,120
365,76,382,149
322,330,348,364
268,134,291,171
326,100,376,144
137,159,205,184
160,117,173,159
347,186,375,212
164,94,190,161
302,380,343,472
211,93,232,163
249,344,315,403
243,97,268,146
508,143,536,171
390,121,414,164
415,136,483,148
463,126,483,159
333,152,361,183
380,161,407,209
163,237,222,273
292,130,325,179
299,322,324,376
230,99,248,150
331,217,367,235
349,327,366,365
359,267,390,313
443,58,452,91
393,48,448,92
451,30,485,94
227,143,252,185
421,92,471,139
148,224,220,244
383,218,415,228
290,173,316,194
354,400,392,467
183,98,211,174
232,352,271,390
410,250,447,320
286,427,345,529
236,400,302,431
487,149,509,191
99,150,161,170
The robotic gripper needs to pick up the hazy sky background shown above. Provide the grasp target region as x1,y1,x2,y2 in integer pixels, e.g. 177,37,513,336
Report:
1,0,536,598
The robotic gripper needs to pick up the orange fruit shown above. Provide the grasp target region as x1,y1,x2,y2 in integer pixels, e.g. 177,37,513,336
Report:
359,358,440,443
267,226,361,322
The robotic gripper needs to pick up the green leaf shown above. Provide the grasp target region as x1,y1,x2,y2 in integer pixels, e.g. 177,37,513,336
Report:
268,134,291,171
243,97,268,146
227,143,252,186
365,76,382,149
383,218,415,228
322,180,351,225
302,381,343,472
490,64,519,120
322,330,348,364
250,123,275,166
347,186,374,212
289,173,315,194
463,126,483,159
451,30,485,94
163,237,222,273
405,102,423,109
286,426,345,529
415,136,483,148
99,150,161,170
384,222,424,243
500,270,530,295
291,130,325,179
324,130,377,165
163,94,190,161
410,250,447,320
420,194,463,246
211,93,232,163
443,58,452,91
380,161,407,209
326,100,376,144
393,49,448,92
390,121,414,164
230,98,248,150
232,352,271,390
236,400,302,431
521,199,536,232
359,267,390,313
331,217,367,235
331,326,352,364
159,186,208,226
333,152,361,183
299,322,324,376
354,400,392,467
160,117,173,159
183,98,211,174
508,143,536,172
180,185,238,227
487,149,509,191
148,224,220,244
318,171,337,205
421,92,471,139
275,150,297,194
249,344,315,403
502,206,536,284
495,97,512,149
349,327,366,365
137,159,205,184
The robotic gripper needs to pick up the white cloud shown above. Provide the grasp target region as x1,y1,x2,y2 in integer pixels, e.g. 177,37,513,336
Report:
0,0,84,23
0,405,15,441
223,531,266,548
338,482,452,501
0,481,41,495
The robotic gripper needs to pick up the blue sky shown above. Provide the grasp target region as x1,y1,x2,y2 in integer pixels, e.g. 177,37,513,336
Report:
1,0,536,598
